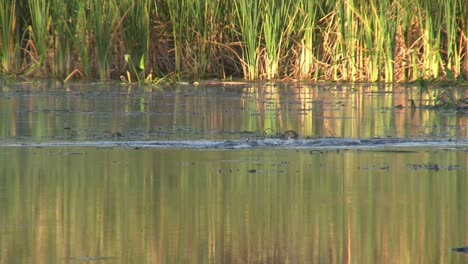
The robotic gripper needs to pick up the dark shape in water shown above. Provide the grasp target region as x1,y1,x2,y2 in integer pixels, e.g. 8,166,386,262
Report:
67,256,118,261
281,130,299,140
451,246,468,253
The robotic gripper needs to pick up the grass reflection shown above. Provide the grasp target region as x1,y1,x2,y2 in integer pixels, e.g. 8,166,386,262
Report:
0,83,467,141
0,147,467,263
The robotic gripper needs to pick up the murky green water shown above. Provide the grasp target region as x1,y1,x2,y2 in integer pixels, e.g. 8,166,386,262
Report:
1,147,467,263
1,82,468,263
1,82,467,141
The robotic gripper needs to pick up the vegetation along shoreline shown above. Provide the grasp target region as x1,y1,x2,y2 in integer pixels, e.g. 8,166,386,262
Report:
0,0,467,83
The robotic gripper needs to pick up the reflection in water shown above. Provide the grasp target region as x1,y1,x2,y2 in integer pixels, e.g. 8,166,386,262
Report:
0,147,467,263
1,82,467,264
0,82,467,142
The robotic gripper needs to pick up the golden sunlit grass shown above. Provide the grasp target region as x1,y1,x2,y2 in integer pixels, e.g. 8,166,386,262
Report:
0,0,466,82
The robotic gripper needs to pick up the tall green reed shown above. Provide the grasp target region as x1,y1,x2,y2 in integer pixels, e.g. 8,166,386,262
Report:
261,0,295,79
294,0,322,79
357,0,396,82
360,9,381,82
120,0,152,81
331,0,358,81
417,0,443,79
396,0,420,81
50,0,78,80
380,1,396,82
0,0,18,74
345,0,359,81
1,0,467,82
88,0,120,80
442,0,463,78
165,0,222,77
169,0,223,78
165,0,184,74
463,1,468,79
27,0,50,74
73,1,91,78
197,0,225,78
233,0,262,80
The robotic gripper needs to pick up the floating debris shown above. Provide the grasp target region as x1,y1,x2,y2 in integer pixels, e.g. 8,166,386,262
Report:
452,246,468,253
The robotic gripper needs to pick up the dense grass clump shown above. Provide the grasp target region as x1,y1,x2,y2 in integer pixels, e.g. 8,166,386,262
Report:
0,0,467,82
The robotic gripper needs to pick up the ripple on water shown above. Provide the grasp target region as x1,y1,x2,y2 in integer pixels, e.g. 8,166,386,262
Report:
1,138,468,150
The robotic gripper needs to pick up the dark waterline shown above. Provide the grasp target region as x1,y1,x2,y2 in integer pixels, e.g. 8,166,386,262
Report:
3,138,468,150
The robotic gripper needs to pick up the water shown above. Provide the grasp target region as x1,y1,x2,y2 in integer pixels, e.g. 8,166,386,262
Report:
0,81,468,263
1,82,467,141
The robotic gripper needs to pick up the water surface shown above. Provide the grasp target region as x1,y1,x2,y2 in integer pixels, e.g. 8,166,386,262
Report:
1,147,467,263
1,82,467,142
1,82,468,264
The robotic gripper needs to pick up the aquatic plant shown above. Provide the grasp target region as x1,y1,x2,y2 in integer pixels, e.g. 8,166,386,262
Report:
434,88,468,111
120,0,152,76
0,0,466,82
27,0,50,74
121,54,148,84
233,0,262,80
261,0,296,79
0,0,19,74
293,0,322,79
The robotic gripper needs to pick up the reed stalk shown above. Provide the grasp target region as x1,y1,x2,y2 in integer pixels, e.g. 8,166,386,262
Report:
183,0,223,78
333,0,346,81
407,8,422,81
417,1,443,79
332,0,358,81
165,0,184,74
357,0,396,82
381,1,396,82
374,0,396,82
0,0,466,82
261,0,295,79
89,0,120,80
442,0,463,78
119,0,152,81
74,1,91,78
233,0,262,80
463,1,468,79
319,6,338,80
346,0,359,81
295,0,322,79
0,0,18,74
189,0,211,77
354,3,378,81
27,0,50,74
50,0,78,80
